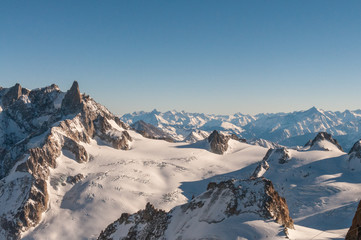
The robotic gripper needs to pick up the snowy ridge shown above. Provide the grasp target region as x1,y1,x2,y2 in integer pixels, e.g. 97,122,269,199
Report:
121,107,361,150
98,178,294,240
0,82,132,239
1,82,361,239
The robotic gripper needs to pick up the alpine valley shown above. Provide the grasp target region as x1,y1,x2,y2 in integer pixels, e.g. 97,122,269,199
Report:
1,82,361,240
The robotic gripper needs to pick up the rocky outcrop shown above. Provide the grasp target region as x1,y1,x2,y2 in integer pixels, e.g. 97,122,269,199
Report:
346,200,361,240
61,81,82,115
0,82,132,239
63,137,88,163
2,83,23,107
348,140,361,171
208,130,230,154
306,132,343,151
98,178,293,239
206,178,294,229
66,173,84,184
252,148,292,178
131,120,173,142
95,116,132,150
98,203,169,240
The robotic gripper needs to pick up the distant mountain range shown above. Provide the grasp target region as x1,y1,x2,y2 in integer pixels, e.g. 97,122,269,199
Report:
121,107,361,151
1,82,360,239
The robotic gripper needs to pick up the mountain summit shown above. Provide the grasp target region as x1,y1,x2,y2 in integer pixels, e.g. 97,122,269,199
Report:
0,82,131,239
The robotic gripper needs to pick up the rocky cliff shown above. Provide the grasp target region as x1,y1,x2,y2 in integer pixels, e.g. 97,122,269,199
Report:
207,130,230,154
98,178,294,240
252,147,292,178
0,82,132,239
346,200,361,240
305,132,343,151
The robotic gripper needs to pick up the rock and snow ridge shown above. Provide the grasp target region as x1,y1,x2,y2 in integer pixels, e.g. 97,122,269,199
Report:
0,82,132,239
98,178,294,240
131,120,174,142
304,132,344,152
348,140,361,171
121,107,361,151
1,82,361,239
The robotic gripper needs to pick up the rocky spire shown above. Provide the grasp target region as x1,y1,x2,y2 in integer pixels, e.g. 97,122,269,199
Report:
2,83,22,107
61,81,83,114
208,130,230,154
345,200,361,240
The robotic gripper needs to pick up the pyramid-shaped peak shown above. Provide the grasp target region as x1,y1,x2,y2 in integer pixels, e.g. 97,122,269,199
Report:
305,106,322,114
307,132,343,151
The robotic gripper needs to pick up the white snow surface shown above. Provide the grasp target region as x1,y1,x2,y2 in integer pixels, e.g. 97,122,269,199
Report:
18,128,360,239
22,131,268,240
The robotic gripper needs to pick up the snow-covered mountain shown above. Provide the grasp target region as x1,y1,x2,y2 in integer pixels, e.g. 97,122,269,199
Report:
0,82,132,239
98,178,294,240
121,107,361,151
1,82,360,240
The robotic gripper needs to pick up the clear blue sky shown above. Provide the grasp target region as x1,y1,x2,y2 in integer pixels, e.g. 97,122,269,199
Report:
1,0,361,115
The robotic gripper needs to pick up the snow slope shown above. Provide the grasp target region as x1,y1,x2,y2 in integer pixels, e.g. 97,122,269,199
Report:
22,129,268,240
23,130,360,239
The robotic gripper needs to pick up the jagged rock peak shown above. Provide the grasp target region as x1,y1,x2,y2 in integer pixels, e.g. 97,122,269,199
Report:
98,178,294,240
61,81,83,114
307,132,343,151
98,203,168,240
208,130,230,154
345,200,361,240
0,82,132,239
206,178,294,229
252,147,292,178
349,140,361,156
348,140,361,171
2,83,23,107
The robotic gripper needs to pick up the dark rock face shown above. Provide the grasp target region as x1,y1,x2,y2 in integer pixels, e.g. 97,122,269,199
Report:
95,116,133,150
348,140,361,171
66,173,84,184
346,201,361,240
63,137,88,163
205,178,294,229
98,203,169,240
0,82,131,239
2,83,23,107
307,132,343,151
208,130,230,154
61,81,83,115
349,140,361,158
131,120,174,142
98,178,294,239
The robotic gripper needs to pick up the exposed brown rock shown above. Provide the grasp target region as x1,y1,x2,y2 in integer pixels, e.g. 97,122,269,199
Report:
2,83,22,107
61,81,83,114
308,132,343,151
98,203,169,240
208,130,230,154
98,178,294,239
346,201,361,240
63,137,88,163
0,82,132,239
66,173,84,184
95,116,133,150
